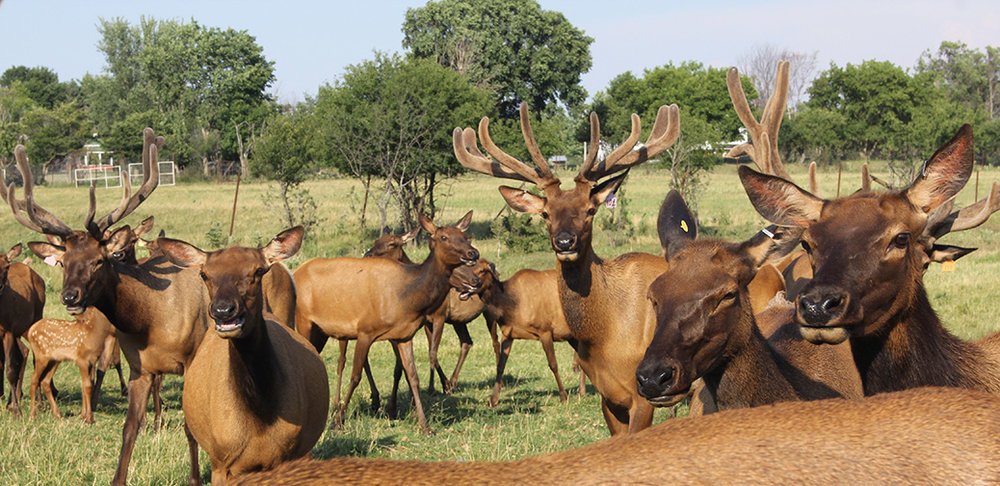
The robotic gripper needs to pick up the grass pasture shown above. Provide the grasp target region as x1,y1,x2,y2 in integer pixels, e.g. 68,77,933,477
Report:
0,161,998,484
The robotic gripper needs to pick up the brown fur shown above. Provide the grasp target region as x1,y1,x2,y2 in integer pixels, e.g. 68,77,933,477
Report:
294,212,479,432
261,263,296,328
236,387,1000,485
27,307,119,423
0,246,45,414
158,228,328,485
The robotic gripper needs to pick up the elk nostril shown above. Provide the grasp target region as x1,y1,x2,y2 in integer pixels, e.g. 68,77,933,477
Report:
822,296,842,312
61,289,81,305
656,367,675,387
469,249,480,260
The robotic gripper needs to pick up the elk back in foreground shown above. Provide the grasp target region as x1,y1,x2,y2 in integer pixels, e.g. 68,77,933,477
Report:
740,124,1000,394
158,227,328,484
637,191,861,411
454,102,680,434
3,130,209,485
235,387,1000,485
0,243,45,413
294,211,479,432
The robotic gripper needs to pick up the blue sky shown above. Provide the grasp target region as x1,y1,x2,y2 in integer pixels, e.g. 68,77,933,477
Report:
1,0,997,103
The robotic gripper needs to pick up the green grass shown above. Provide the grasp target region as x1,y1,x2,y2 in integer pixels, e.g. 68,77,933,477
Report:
0,161,997,484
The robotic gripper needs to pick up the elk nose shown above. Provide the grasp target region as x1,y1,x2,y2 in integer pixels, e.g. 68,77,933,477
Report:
635,363,676,398
467,248,480,261
799,290,848,325
211,300,238,320
554,232,576,251
61,288,82,306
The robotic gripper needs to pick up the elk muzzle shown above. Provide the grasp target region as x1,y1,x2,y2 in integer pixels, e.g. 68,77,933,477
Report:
210,297,246,338
553,231,579,261
635,359,687,407
61,287,86,315
796,287,852,344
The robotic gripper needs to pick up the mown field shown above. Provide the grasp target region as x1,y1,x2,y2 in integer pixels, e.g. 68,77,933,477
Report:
0,161,997,485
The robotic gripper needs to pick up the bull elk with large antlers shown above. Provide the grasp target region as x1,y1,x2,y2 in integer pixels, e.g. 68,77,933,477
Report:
294,212,479,432
454,102,680,434
0,243,44,414
740,123,1000,394
2,130,210,485
235,387,1000,485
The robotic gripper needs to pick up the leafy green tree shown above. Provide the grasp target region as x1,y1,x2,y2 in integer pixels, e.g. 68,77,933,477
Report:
402,0,593,116
781,107,849,164
312,53,492,229
917,41,1000,120
252,107,320,231
0,66,77,109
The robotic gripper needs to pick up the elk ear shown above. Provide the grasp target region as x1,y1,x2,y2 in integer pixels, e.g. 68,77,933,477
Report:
104,225,133,254
419,213,437,234
134,216,155,239
455,210,473,232
27,241,65,263
262,226,305,265
155,238,207,268
928,244,976,264
657,190,697,259
382,226,392,236
591,171,629,207
401,225,421,243
739,226,783,269
739,166,823,227
488,261,500,281
498,186,546,214
6,243,22,261
905,124,974,213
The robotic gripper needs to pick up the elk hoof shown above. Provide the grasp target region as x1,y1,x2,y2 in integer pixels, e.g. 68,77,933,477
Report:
559,391,568,403
420,426,434,436
487,397,499,408
369,398,381,413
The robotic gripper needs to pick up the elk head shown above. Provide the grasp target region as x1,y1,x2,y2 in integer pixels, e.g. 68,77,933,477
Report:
449,259,493,301
636,191,783,406
454,102,680,262
156,227,304,339
363,226,420,260
739,125,996,345
2,129,162,315
0,243,23,293
420,210,479,267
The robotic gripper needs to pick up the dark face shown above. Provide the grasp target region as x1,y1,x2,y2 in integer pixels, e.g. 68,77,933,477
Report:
364,234,407,260
795,193,926,344
637,241,751,407
200,248,269,339
28,229,131,315
449,260,490,301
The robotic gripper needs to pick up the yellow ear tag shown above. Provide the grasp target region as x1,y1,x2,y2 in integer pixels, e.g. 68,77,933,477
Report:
680,220,689,233
941,260,956,272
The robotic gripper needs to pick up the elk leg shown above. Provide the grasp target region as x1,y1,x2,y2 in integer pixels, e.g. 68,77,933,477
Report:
363,357,379,412
78,360,95,424
3,333,24,415
151,374,164,431
28,357,48,419
112,373,154,486
336,335,372,429
447,323,473,392
334,339,347,409
573,352,587,396
393,339,431,434
93,368,106,412
387,348,404,420
115,360,127,396
485,316,500,364
41,361,60,417
425,320,448,395
539,333,568,403
184,420,202,486
489,335,514,408
627,398,654,434
600,399,630,436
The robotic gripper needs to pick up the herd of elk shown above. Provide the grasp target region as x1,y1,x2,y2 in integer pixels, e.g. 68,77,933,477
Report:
157,227,328,485
293,211,479,433
236,387,1000,485
454,101,681,434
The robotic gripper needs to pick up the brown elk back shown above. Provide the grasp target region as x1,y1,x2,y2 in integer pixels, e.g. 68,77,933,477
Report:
236,387,1000,485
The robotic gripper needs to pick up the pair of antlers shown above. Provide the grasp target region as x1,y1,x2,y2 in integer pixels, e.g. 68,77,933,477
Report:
453,102,681,189
1,128,162,240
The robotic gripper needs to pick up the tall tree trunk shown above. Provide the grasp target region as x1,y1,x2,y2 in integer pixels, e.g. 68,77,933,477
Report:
360,174,372,230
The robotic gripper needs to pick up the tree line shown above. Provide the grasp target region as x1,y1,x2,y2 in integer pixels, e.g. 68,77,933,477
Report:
1,0,998,230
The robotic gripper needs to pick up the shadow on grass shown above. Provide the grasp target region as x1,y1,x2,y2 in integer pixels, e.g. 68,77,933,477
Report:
313,434,400,459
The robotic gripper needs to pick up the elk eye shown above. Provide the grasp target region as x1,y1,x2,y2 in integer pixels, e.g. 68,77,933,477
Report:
199,271,208,281
722,291,738,301
541,211,549,220
255,267,267,278
111,251,124,260
801,241,812,254
440,235,448,242
893,232,910,249
586,207,597,216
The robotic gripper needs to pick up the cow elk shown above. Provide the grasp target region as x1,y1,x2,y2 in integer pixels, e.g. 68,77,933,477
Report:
294,211,479,432
3,130,209,485
740,123,1000,394
455,101,679,434
235,387,1000,485
27,307,121,423
157,227,328,485
0,243,44,414
636,191,862,410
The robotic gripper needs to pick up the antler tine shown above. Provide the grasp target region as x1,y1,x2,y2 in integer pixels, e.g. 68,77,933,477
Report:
861,163,872,192
762,61,790,177
518,102,554,180
93,128,161,234
725,65,791,180
929,181,1000,238
576,112,601,182
11,145,74,237
452,127,533,183
808,161,820,196
580,105,680,182
477,117,555,188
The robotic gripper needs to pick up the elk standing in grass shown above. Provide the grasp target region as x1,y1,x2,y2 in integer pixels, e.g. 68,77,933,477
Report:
3,130,209,485
740,123,1000,394
235,387,1000,485
0,243,44,414
157,226,328,485
294,211,479,432
454,102,679,434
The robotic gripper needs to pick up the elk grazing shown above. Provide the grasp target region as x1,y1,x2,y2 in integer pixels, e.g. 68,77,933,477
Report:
27,307,121,423
636,190,862,410
0,243,45,414
454,101,679,434
235,387,1000,485
739,123,1000,394
294,211,479,432
156,227,328,485
3,130,209,485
